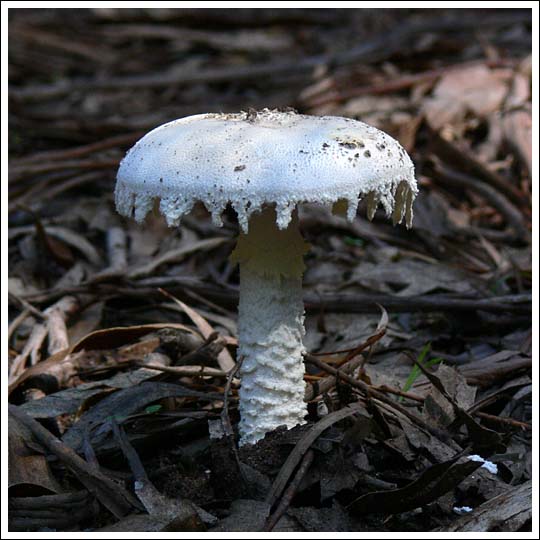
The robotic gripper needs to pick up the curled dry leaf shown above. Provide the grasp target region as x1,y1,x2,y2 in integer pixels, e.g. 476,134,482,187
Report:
159,289,236,372
423,364,477,428
9,323,200,396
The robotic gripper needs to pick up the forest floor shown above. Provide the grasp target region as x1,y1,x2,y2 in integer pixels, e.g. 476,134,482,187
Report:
7,7,533,533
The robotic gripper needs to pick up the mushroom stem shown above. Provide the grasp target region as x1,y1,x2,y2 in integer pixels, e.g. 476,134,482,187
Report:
231,208,309,446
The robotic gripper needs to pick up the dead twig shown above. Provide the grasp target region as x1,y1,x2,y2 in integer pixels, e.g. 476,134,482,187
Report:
439,480,532,532
22,276,532,315
472,411,531,431
302,58,515,108
304,355,364,401
11,12,530,103
129,238,229,279
9,158,120,183
8,308,31,342
219,356,250,490
8,404,142,518
263,449,315,531
221,355,242,437
8,292,46,320
12,131,144,165
9,324,48,380
44,295,79,355
428,126,526,207
266,402,365,508
305,355,459,448
432,160,530,241
138,362,236,381
311,303,387,366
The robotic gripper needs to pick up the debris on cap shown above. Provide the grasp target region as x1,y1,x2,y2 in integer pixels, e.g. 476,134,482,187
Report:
115,109,417,232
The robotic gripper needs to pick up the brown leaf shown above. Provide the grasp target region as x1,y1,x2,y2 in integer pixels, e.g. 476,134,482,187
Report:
8,411,62,496
9,404,141,519
414,361,504,453
34,219,75,268
9,323,199,396
423,365,477,428
159,289,235,371
423,65,509,129
19,366,166,419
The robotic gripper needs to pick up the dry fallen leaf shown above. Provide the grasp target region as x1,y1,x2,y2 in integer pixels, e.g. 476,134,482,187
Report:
423,65,509,129
9,411,62,496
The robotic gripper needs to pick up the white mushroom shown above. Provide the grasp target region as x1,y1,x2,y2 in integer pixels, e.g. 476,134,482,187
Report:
115,109,418,446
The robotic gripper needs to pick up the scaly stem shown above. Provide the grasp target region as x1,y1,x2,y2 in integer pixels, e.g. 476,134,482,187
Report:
231,208,309,446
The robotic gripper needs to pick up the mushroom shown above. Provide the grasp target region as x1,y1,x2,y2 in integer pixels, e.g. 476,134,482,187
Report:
115,109,417,446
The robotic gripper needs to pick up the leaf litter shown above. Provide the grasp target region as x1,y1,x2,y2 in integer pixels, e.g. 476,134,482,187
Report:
7,7,532,533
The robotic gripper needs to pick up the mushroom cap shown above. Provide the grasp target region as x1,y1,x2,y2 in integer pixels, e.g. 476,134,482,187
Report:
115,109,417,231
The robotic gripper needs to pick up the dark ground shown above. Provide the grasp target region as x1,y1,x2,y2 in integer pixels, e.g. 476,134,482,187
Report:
7,7,533,533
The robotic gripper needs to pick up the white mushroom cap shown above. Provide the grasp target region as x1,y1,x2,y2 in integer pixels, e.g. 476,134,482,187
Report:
115,109,417,232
